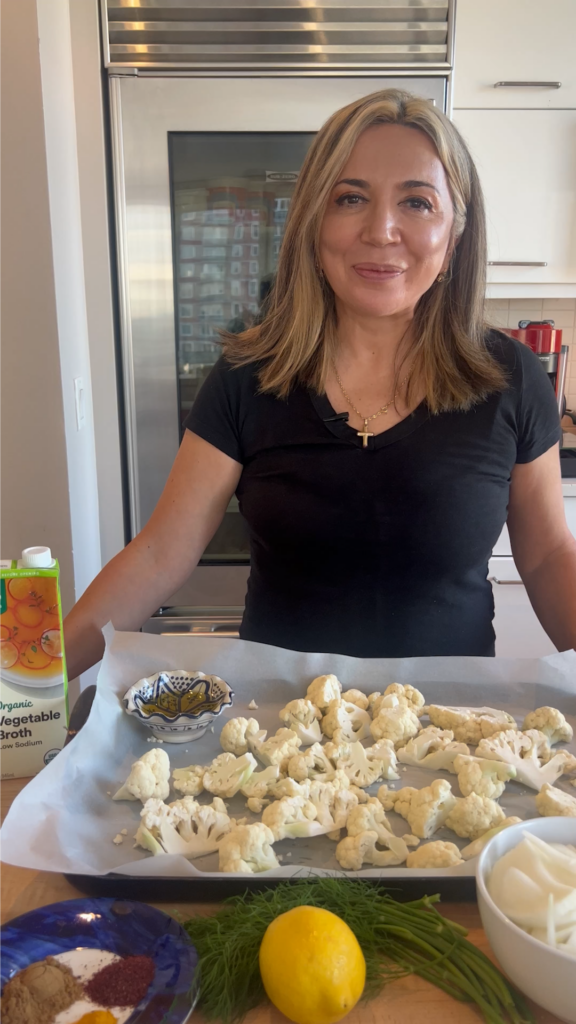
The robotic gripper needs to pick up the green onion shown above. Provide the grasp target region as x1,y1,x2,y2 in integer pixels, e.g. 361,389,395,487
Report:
183,878,535,1024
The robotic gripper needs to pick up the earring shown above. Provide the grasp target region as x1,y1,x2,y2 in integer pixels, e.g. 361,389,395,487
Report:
437,271,447,282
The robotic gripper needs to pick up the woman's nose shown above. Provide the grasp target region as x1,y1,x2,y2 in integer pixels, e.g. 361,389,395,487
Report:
360,200,401,247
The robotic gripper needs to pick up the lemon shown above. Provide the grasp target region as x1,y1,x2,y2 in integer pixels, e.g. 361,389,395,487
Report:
259,905,366,1024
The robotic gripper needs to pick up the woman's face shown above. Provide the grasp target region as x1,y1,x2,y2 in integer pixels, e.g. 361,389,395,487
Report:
318,123,455,320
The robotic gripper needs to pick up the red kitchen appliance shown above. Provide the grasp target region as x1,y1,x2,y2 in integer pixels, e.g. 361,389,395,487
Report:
506,320,568,414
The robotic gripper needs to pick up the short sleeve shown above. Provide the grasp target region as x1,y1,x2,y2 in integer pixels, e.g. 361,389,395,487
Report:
514,342,562,464
183,356,245,464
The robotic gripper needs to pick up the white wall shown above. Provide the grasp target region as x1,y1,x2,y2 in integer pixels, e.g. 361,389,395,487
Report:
0,0,75,611
1,0,118,700
69,0,125,567
35,0,102,606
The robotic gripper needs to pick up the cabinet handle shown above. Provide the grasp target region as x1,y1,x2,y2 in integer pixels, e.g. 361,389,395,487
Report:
488,261,547,267
494,81,561,89
489,576,524,586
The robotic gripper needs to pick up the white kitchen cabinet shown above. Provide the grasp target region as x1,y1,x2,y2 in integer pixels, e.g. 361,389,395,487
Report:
452,109,576,286
489,557,558,658
452,0,576,109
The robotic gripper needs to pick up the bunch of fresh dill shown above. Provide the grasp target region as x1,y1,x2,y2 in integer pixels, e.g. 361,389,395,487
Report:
184,878,534,1024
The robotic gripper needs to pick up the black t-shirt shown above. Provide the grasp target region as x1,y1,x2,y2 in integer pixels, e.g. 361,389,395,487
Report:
184,332,561,658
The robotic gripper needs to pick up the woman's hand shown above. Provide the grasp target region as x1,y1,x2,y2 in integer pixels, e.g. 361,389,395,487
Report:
63,430,242,679
507,444,576,652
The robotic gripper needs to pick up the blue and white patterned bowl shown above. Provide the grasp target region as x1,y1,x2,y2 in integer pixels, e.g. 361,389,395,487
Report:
122,669,233,744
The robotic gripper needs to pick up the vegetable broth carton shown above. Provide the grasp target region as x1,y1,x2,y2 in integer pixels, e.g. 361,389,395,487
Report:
1,547,69,778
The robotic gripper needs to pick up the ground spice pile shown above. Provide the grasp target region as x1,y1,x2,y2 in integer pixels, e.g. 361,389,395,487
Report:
84,955,155,1008
1,956,83,1024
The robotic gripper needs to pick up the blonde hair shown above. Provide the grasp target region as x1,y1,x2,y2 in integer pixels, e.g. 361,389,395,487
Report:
222,89,506,411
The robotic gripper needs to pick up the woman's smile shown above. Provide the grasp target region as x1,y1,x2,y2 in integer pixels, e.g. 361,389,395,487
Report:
353,263,406,281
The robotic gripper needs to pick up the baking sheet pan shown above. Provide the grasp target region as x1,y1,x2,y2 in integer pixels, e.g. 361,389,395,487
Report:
2,626,575,899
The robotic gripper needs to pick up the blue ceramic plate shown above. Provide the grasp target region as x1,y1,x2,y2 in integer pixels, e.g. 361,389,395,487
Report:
0,897,198,1023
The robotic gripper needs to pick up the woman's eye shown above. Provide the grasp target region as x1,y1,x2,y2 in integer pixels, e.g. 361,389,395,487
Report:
335,193,366,207
404,197,433,211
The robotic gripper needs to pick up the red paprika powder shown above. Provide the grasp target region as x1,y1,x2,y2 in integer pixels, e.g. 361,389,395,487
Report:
84,955,155,1007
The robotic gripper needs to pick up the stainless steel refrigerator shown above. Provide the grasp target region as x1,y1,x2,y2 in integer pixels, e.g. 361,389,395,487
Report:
104,0,453,636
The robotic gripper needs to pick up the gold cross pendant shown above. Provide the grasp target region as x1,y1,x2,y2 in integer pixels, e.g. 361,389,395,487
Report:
357,421,374,448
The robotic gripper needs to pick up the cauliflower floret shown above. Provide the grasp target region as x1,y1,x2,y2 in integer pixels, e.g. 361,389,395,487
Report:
476,729,573,791
172,764,205,797
346,797,390,838
367,691,382,714
307,778,359,834
427,705,517,745
384,779,458,839
218,822,279,873
246,796,269,814
370,693,400,717
262,794,318,840
165,800,232,856
203,751,257,798
377,783,403,812
279,699,322,745
344,800,409,864
113,747,170,803
382,683,426,718
522,729,553,763
240,764,280,801
535,782,576,818
136,795,233,859
323,729,352,765
444,793,505,841
406,841,463,869
269,776,311,800
335,830,406,870
220,717,260,755
286,751,314,782
140,794,198,833
284,742,335,783
397,727,469,772
135,795,198,853
522,707,573,745
403,834,420,847
336,740,399,787
454,754,516,800
331,768,353,792
321,699,371,742
460,817,522,860
370,706,420,748
341,689,369,711
250,727,302,767
306,673,342,710
367,738,397,760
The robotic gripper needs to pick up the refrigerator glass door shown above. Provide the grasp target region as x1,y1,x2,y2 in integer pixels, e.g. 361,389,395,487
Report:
170,131,314,561
111,76,446,592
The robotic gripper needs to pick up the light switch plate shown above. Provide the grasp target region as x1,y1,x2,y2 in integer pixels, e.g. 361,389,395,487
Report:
74,376,85,430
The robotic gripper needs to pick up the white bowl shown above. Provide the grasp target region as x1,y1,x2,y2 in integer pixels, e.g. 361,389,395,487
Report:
476,816,576,1024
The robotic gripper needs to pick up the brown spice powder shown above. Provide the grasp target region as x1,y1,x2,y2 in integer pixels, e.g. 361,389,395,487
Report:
1,956,83,1024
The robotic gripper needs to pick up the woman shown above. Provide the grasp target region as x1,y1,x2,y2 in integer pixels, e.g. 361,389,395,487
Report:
65,90,576,676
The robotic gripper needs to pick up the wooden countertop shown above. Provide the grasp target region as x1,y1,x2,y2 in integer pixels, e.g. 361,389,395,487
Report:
1,777,560,1024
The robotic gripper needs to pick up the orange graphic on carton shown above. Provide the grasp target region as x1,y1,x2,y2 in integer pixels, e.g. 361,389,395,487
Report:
1,575,63,681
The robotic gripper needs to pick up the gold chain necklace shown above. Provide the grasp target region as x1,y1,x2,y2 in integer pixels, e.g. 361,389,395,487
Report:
332,360,411,448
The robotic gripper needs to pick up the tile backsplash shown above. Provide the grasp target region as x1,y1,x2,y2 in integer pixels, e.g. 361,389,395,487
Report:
485,298,576,412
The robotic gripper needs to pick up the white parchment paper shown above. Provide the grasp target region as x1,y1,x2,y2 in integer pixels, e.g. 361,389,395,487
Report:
1,626,575,880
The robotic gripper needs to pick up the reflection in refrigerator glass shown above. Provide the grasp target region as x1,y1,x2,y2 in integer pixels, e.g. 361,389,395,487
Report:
169,132,314,561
